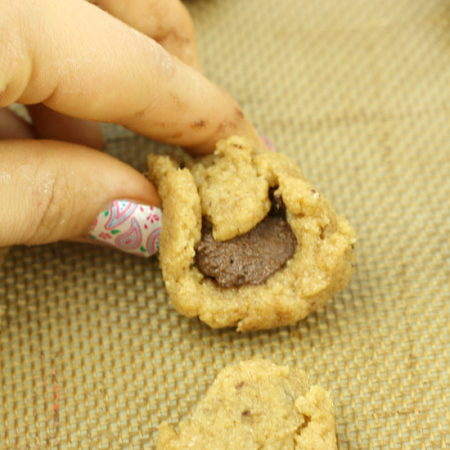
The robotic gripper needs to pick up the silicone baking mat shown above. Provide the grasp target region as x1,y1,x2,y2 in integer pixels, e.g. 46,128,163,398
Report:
1,0,450,448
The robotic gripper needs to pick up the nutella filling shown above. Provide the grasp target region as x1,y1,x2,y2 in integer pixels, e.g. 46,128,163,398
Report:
195,189,297,288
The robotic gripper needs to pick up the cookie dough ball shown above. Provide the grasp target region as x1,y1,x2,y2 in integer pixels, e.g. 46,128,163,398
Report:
147,136,356,331
157,359,338,450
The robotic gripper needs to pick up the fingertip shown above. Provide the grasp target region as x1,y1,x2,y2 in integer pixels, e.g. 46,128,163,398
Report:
182,118,271,155
27,104,104,150
0,140,161,248
0,107,36,139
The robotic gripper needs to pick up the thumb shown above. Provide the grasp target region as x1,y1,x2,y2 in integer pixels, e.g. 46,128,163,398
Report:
0,139,162,257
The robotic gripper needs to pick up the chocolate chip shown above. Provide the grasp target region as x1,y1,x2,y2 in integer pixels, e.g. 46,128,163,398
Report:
195,188,297,288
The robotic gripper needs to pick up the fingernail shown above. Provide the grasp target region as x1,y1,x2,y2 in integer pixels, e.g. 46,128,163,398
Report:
256,128,277,152
89,200,162,257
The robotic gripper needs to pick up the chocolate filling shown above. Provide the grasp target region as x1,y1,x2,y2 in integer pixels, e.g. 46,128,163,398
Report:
195,189,297,288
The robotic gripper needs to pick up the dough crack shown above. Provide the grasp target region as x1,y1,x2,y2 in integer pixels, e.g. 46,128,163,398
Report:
295,414,311,435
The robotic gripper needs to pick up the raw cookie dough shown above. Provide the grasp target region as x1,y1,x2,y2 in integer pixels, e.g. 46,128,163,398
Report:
157,359,338,450
147,136,356,331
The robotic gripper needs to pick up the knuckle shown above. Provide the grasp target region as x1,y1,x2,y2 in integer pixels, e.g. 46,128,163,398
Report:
25,169,73,245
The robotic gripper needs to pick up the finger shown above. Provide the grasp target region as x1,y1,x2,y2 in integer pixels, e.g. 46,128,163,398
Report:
0,139,161,256
0,108,36,139
27,104,104,150
2,0,266,154
92,0,202,71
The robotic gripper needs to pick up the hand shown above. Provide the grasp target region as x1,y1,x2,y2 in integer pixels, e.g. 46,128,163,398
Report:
0,0,266,256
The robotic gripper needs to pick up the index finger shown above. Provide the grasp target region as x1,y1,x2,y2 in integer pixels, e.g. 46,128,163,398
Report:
1,0,264,154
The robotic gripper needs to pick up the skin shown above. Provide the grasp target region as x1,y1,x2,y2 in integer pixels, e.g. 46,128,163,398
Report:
0,0,267,248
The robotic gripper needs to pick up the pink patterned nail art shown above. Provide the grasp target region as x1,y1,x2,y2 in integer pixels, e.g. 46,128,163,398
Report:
257,129,277,152
89,200,162,257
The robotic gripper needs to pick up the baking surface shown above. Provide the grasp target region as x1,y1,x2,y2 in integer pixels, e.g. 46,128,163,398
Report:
1,0,450,448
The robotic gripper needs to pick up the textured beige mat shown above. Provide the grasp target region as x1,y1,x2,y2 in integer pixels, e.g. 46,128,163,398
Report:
1,0,450,448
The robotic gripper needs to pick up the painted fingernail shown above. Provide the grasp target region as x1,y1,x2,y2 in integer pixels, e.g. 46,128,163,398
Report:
256,129,277,152
89,200,162,257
